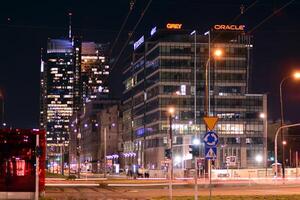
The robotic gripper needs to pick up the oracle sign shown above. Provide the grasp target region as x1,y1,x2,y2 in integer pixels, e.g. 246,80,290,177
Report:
213,25,245,31
166,23,182,29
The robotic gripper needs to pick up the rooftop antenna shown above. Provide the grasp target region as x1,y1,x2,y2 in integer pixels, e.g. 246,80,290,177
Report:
68,12,72,39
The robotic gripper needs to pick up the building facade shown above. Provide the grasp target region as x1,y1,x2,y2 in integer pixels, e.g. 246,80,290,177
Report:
68,95,122,173
81,42,110,102
122,24,267,170
40,38,82,164
40,38,110,166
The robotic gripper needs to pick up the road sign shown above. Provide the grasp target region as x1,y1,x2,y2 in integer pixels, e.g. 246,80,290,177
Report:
226,156,237,167
203,116,218,130
203,131,219,147
205,147,217,160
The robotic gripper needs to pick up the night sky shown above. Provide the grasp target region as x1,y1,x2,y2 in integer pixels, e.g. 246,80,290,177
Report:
1,0,300,128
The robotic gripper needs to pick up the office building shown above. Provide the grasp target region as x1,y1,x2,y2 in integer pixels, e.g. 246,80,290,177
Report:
68,95,122,173
81,42,110,102
122,23,267,170
40,38,110,165
40,38,82,163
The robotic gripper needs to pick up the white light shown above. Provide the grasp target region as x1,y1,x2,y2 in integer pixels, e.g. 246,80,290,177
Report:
150,26,157,36
133,35,144,50
192,138,200,145
255,154,263,163
259,113,266,119
204,31,210,35
174,155,182,163
189,121,193,125
190,30,196,35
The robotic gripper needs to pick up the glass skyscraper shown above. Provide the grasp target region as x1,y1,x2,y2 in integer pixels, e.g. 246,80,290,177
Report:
40,38,110,164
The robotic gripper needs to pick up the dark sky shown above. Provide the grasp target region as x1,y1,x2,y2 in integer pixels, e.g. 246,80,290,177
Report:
1,0,300,128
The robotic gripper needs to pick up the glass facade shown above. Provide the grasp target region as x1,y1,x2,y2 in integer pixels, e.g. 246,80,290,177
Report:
40,39,110,163
122,28,267,169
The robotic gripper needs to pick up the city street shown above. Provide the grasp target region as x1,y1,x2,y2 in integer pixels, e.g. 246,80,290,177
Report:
45,184,300,200
2,1,300,200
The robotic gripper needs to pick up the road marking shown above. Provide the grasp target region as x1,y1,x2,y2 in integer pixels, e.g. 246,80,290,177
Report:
46,183,99,187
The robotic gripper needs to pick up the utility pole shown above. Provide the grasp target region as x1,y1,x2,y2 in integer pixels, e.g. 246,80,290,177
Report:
104,127,107,178
76,113,81,179
296,151,298,177
35,134,39,200
168,109,174,200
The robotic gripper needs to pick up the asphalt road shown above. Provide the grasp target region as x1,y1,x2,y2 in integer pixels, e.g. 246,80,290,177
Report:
45,184,300,200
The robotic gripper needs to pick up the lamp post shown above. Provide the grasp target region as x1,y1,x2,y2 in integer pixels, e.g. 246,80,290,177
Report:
279,72,300,178
204,49,223,116
274,123,300,177
260,112,268,175
104,127,107,178
168,107,174,200
190,30,197,124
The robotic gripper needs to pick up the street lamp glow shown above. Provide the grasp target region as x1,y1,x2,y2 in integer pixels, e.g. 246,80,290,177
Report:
192,138,200,145
174,155,182,163
168,107,175,115
282,140,287,145
255,154,263,163
214,49,223,58
293,72,300,79
259,113,266,119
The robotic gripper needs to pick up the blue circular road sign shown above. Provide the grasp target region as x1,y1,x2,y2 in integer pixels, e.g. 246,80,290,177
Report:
203,131,219,147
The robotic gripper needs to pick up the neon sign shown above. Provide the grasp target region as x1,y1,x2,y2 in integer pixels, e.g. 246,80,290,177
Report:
133,36,144,50
166,23,182,29
213,25,245,31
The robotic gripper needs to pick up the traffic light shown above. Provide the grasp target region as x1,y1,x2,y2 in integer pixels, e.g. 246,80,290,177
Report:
189,145,200,157
164,149,172,159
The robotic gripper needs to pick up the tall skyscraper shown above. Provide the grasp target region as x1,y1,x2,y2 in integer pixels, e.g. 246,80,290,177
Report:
40,38,110,164
81,42,110,102
122,23,267,169
40,38,82,161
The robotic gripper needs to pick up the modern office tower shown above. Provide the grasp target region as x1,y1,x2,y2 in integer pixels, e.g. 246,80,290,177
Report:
81,42,110,102
122,23,267,170
40,38,82,163
40,37,111,167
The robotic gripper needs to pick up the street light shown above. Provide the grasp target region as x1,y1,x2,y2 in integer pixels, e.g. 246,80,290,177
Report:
192,138,200,145
255,154,263,163
205,49,223,116
214,49,223,58
279,71,300,178
190,30,197,125
167,107,174,200
274,123,300,178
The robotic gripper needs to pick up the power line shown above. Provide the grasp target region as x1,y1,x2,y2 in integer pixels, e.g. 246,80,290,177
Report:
211,0,259,43
110,0,153,72
248,0,296,34
110,0,136,55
